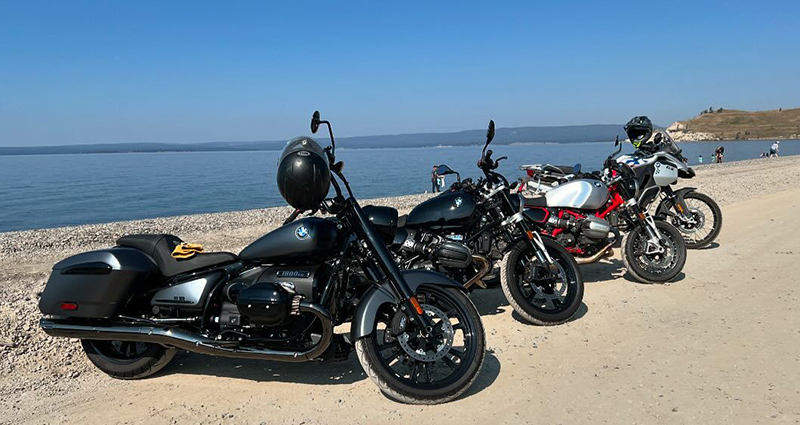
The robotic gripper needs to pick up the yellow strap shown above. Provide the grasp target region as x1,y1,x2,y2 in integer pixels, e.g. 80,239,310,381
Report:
171,242,204,259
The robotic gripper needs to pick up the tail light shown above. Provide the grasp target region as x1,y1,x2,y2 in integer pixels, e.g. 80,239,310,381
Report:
60,302,78,311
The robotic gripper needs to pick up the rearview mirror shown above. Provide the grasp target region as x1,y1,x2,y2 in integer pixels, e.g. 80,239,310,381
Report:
311,111,321,134
572,163,582,174
487,120,495,144
436,164,455,175
615,135,620,146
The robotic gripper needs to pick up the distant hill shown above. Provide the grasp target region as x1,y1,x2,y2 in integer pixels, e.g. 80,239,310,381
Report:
0,124,623,156
668,108,800,141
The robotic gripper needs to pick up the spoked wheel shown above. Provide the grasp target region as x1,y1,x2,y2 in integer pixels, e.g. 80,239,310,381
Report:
622,220,687,283
81,339,176,379
500,238,584,325
355,285,485,404
668,192,722,249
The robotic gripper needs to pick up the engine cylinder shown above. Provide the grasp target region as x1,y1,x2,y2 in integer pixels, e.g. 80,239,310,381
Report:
581,216,611,239
236,282,292,326
435,241,473,268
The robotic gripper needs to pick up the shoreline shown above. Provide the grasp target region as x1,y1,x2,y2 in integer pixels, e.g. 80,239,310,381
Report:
2,156,799,261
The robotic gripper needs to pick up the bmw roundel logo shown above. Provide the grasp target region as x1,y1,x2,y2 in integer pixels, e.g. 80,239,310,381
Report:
295,225,310,240
453,197,463,208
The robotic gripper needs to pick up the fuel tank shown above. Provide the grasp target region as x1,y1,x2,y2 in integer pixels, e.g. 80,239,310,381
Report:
405,191,478,229
239,217,339,264
545,179,610,210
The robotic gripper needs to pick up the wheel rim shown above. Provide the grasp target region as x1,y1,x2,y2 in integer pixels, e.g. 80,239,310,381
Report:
371,287,477,390
631,228,679,275
89,340,150,364
513,246,578,314
673,198,716,245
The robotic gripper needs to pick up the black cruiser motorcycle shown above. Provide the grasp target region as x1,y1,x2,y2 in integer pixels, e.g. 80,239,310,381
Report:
387,121,584,326
38,111,485,404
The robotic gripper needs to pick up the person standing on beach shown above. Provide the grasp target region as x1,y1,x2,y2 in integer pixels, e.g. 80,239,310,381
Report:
715,146,725,163
698,155,703,164
431,165,440,193
770,141,780,157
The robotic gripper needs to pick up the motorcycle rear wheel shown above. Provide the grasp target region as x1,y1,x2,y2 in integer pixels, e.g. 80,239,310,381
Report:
81,339,176,380
500,238,584,325
622,220,687,283
355,285,485,404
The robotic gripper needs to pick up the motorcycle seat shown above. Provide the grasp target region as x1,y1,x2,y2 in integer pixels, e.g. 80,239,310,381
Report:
523,196,548,208
544,164,579,175
397,214,407,228
116,234,237,278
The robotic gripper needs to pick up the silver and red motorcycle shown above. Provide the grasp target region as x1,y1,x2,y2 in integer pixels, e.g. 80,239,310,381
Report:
522,130,722,249
520,138,688,284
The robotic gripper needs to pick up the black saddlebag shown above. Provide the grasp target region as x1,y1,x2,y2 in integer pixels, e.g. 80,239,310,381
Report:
39,247,160,318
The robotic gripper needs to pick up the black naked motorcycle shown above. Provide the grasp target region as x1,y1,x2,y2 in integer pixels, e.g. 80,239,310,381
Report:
38,111,485,404
384,121,584,326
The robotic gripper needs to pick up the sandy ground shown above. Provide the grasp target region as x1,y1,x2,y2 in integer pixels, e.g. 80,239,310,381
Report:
2,157,800,424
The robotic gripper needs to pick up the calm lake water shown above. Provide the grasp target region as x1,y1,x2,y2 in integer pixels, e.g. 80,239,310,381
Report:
1,139,797,232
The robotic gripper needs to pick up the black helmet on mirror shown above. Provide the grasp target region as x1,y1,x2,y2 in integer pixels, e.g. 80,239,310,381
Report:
276,137,331,211
624,116,654,150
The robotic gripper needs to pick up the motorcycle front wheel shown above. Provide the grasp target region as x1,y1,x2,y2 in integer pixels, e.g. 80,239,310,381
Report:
500,238,584,326
661,191,723,249
355,285,485,404
622,220,687,283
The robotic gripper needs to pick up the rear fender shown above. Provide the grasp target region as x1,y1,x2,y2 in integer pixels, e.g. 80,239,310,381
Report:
350,269,463,341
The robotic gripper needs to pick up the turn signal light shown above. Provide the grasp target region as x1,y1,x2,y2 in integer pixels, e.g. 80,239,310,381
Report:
60,302,78,311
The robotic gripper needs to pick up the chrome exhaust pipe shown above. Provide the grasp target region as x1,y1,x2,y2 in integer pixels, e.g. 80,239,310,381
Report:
464,255,491,289
40,302,333,362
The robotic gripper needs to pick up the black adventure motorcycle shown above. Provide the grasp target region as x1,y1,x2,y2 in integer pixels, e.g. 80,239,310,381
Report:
38,111,486,404
387,121,584,326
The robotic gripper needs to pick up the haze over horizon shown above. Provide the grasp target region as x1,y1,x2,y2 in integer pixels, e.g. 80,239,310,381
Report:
1,1,798,147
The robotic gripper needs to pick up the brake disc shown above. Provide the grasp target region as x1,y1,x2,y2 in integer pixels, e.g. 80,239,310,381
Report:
397,304,455,362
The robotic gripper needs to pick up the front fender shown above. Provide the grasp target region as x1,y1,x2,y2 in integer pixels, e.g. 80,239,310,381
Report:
656,187,696,218
350,269,463,341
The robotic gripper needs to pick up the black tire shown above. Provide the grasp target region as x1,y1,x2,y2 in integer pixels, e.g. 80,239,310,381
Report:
355,285,485,404
81,339,176,380
622,220,687,284
500,238,584,326
666,192,722,249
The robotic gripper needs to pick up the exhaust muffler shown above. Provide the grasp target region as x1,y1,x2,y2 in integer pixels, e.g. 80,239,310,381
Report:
40,302,333,362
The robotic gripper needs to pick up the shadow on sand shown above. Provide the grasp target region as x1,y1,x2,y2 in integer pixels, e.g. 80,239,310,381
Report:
158,348,501,400
470,284,589,325
581,258,686,284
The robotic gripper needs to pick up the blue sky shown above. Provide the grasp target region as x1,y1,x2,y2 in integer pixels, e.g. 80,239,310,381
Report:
1,0,798,146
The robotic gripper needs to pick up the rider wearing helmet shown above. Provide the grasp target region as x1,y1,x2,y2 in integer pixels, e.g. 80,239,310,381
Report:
276,137,331,211
624,116,655,152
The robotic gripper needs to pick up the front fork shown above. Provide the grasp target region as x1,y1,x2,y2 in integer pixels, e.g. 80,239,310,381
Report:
661,187,694,223
515,218,554,265
629,202,666,255
349,198,435,333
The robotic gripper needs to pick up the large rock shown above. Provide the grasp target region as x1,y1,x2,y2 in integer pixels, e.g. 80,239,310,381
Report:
666,121,720,141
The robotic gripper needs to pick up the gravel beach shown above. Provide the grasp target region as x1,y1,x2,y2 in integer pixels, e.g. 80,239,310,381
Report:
2,156,800,424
